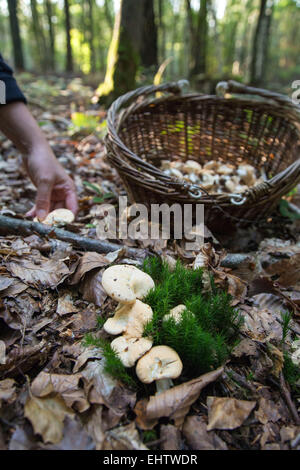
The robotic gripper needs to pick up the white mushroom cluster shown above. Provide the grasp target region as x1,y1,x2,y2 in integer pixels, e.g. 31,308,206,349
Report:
101,264,183,391
161,159,264,194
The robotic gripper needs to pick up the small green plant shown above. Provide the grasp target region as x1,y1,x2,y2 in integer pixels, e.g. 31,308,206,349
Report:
281,311,292,343
83,181,114,203
83,334,138,388
283,352,300,391
142,257,243,377
143,430,157,444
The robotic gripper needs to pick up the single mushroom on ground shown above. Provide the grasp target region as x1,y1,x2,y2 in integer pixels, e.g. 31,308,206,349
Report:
34,208,75,226
163,304,187,324
136,345,183,393
102,264,155,304
103,299,153,337
111,336,153,367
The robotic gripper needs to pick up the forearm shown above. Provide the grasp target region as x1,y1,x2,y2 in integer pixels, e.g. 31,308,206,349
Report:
0,101,48,155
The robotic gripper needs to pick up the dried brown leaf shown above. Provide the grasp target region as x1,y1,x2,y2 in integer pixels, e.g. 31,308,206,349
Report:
24,394,75,444
183,415,228,450
31,371,89,412
103,422,148,450
138,367,224,427
7,257,69,288
207,397,256,431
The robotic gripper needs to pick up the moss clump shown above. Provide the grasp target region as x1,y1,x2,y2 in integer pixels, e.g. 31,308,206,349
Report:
84,256,243,388
283,352,300,392
142,256,242,377
83,334,138,389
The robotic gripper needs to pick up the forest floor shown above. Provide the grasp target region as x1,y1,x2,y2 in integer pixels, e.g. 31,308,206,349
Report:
0,75,299,450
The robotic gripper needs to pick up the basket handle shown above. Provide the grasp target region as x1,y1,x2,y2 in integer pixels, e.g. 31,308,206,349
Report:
108,80,189,118
216,80,300,121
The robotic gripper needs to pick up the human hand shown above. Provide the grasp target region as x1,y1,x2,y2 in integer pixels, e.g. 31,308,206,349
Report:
24,144,78,220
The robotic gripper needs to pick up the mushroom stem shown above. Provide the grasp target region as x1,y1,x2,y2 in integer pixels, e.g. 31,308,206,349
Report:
155,378,174,394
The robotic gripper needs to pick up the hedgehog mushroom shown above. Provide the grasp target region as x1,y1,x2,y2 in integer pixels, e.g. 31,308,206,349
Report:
237,164,256,186
35,208,75,225
136,345,183,394
103,299,153,337
111,336,153,368
102,265,155,304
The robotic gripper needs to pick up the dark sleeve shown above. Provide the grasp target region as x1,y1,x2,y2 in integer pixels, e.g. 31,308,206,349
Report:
0,54,26,104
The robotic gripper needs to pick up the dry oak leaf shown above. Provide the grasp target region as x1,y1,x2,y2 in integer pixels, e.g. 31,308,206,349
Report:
7,257,69,289
207,397,256,431
0,378,16,406
57,292,80,316
255,398,281,425
31,371,89,413
70,251,113,285
138,367,224,428
24,394,75,444
183,415,228,450
103,422,148,450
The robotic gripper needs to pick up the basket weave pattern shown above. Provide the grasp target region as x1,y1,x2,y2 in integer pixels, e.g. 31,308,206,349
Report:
106,81,300,228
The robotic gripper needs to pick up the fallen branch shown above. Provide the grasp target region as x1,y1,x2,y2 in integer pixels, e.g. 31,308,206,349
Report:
0,215,146,258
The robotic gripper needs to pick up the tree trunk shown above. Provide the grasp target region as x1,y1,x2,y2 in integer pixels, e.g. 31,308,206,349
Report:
140,0,157,68
97,0,144,105
7,0,24,70
45,0,55,70
64,0,73,72
87,0,96,72
104,0,114,32
250,0,274,86
194,0,208,76
30,0,49,71
157,0,166,62
185,0,209,77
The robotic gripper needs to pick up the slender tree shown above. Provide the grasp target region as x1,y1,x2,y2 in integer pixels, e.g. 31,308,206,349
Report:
30,0,49,71
185,0,209,76
250,0,274,86
97,0,144,104
45,0,55,70
64,0,73,72
140,0,158,68
7,0,24,70
87,0,96,72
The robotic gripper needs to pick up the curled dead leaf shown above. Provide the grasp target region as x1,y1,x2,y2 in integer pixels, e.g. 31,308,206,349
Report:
136,367,224,427
207,396,256,431
24,394,75,444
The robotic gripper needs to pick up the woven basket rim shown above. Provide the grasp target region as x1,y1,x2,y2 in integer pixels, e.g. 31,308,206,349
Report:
106,81,300,207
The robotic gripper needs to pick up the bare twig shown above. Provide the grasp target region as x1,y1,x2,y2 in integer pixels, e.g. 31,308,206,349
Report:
279,371,300,425
0,215,147,258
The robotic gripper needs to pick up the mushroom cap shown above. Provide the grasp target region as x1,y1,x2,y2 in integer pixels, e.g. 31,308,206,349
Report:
136,345,183,384
237,164,256,186
102,264,155,304
182,160,202,175
111,336,153,367
103,299,153,337
35,208,75,225
203,160,220,171
164,304,186,324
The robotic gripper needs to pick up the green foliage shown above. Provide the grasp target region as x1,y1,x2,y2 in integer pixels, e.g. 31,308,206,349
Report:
279,199,300,221
143,430,157,443
283,352,300,391
83,333,138,389
83,181,114,203
281,311,292,343
68,113,107,137
142,256,242,377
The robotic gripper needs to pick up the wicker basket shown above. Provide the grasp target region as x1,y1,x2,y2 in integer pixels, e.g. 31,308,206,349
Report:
106,80,300,231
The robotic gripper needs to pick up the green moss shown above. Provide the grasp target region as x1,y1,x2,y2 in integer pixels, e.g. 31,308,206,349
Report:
142,256,243,378
283,352,300,391
83,334,138,389
85,256,243,388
